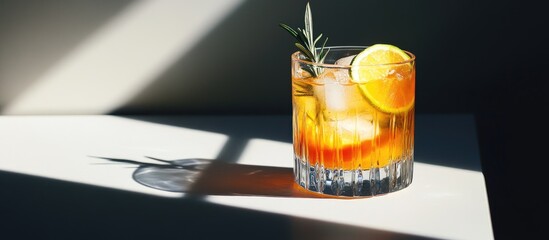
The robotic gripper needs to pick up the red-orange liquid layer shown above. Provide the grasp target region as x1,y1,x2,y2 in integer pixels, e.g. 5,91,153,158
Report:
294,124,408,170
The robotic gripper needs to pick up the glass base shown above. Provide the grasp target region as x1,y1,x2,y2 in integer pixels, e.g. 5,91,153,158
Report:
294,156,413,197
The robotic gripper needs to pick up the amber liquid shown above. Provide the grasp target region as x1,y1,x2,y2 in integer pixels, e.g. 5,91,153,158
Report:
291,67,414,196
292,79,414,170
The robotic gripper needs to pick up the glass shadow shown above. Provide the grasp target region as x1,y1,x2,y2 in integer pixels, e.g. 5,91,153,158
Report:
92,156,347,199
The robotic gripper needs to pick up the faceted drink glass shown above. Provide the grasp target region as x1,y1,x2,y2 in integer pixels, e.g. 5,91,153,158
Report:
291,46,415,197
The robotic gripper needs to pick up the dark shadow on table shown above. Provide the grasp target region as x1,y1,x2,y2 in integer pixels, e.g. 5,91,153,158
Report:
0,169,437,240
91,156,358,199
76,113,483,240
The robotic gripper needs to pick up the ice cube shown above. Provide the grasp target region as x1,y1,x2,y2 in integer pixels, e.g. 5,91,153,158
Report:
315,70,368,104
324,81,347,111
314,69,350,112
335,55,356,66
313,66,375,121
335,117,379,141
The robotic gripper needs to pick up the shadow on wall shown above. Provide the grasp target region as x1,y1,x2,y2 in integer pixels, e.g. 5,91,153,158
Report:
0,0,544,115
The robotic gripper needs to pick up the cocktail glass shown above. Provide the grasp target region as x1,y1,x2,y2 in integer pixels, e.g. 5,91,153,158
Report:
291,46,415,197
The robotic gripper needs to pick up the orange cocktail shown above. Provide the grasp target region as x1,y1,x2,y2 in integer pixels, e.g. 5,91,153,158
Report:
281,3,415,196
291,46,415,196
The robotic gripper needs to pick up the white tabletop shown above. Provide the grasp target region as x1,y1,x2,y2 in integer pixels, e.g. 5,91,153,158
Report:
0,114,493,240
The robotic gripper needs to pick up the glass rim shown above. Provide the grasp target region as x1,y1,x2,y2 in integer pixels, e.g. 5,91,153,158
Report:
291,45,415,68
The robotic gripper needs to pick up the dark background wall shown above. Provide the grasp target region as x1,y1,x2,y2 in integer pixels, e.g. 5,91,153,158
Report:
0,0,546,238
2,0,544,116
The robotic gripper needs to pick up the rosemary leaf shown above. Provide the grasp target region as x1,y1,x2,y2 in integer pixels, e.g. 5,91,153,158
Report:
279,1,329,77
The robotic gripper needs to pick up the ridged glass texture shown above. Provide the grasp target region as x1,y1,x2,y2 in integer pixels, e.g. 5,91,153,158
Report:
291,46,415,197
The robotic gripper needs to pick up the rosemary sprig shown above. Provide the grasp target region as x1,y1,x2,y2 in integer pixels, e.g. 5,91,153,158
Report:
279,2,329,77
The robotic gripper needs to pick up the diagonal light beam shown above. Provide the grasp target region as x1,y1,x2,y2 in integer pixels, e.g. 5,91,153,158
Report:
3,0,244,115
